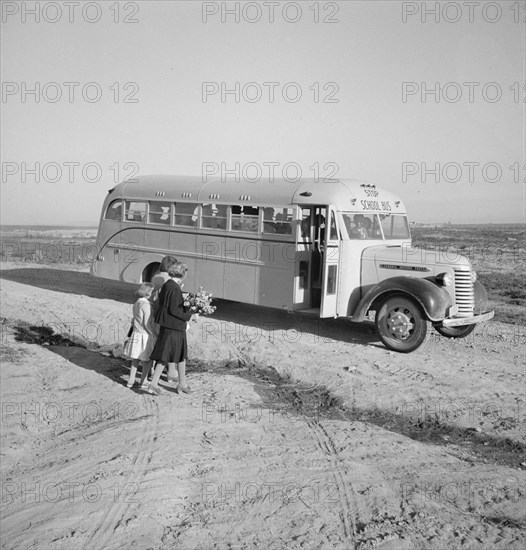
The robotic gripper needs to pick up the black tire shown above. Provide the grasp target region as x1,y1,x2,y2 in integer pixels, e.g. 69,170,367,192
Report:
142,263,160,283
434,324,476,339
375,295,429,353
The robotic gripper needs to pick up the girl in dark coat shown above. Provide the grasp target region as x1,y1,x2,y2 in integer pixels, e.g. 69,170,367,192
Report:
148,262,193,395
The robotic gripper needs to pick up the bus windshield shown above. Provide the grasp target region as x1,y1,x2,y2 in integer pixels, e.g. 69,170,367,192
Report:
340,212,410,240
379,213,410,239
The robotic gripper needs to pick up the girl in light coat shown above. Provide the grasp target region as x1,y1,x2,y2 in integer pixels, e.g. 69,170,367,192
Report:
123,282,158,388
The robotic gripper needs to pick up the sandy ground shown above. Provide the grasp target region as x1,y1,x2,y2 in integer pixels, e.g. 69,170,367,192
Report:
0,262,525,550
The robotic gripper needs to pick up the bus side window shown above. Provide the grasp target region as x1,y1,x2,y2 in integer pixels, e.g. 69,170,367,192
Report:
215,205,227,229
232,205,259,232
105,200,123,221
125,201,146,223
231,205,243,230
148,201,171,225
202,204,227,230
263,207,293,235
262,207,276,233
174,202,198,227
275,208,292,234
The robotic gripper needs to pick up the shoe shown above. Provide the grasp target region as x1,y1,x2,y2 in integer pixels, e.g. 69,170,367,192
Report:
167,375,178,383
147,384,162,396
140,382,149,390
176,385,192,395
126,380,135,388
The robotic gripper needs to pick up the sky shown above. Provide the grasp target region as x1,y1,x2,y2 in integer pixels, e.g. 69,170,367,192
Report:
1,0,525,225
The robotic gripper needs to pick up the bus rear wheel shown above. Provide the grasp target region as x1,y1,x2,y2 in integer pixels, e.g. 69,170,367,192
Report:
142,263,160,283
375,295,429,353
434,324,476,339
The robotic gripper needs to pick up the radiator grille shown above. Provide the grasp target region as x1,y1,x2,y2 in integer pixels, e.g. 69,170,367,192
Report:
454,268,474,316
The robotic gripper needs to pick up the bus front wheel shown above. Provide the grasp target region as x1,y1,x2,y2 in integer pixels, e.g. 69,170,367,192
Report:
375,296,429,353
142,263,160,283
434,324,476,339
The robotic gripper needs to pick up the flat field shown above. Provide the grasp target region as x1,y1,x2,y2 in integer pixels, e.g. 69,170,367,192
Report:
0,224,524,550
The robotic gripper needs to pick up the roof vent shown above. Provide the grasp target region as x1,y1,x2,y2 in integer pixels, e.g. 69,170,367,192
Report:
239,195,251,201
299,192,312,197
209,193,220,199
181,192,192,198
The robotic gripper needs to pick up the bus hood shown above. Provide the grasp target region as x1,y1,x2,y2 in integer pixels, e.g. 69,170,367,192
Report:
361,245,472,275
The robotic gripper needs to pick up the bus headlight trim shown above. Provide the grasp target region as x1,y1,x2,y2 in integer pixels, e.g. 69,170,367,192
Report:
436,272,452,286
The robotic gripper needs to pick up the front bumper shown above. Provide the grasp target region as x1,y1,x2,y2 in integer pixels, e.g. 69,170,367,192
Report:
441,310,494,327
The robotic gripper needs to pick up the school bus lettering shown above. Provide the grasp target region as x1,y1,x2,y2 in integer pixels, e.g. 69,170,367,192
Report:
360,200,391,211
361,200,379,210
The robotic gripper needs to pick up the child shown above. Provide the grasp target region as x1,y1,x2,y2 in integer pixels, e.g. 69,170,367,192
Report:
123,282,158,388
148,262,193,395
351,214,369,239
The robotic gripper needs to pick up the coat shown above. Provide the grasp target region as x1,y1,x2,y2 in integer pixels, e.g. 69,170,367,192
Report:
123,297,157,360
154,278,192,331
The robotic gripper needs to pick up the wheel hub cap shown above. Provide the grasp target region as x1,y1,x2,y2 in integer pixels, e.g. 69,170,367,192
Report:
387,311,414,339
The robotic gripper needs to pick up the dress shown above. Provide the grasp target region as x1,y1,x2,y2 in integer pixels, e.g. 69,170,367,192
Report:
123,297,157,361
150,279,192,363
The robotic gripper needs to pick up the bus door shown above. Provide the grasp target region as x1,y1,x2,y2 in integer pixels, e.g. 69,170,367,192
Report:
295,206,322,309
312,206,326,307
295,206,340,314
319,206,341,318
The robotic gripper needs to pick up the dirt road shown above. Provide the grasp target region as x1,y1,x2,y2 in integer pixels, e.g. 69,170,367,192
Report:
1,263,524,549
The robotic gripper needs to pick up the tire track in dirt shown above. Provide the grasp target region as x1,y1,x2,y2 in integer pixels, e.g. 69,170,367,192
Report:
306,419,357,548
376,361,434,381
229,345,361,547
0,327,162,549
85,395,160,550
7,323,163,549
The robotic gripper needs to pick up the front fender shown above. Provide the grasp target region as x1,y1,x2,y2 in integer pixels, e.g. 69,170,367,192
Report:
352,276,452,322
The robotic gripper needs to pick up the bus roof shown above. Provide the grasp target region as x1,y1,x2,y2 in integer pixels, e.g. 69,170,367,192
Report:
110,175,407,214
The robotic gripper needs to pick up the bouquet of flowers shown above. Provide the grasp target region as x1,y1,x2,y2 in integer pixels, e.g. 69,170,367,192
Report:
183,287,216,316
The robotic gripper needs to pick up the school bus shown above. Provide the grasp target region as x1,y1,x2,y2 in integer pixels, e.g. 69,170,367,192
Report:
91,175,494,352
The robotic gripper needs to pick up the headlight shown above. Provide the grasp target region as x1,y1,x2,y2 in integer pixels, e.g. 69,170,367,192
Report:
472,270,477,282
436,272,453,286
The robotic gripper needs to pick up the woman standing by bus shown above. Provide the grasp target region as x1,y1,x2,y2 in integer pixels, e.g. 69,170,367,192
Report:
151,255,179,383
147,262,193,395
